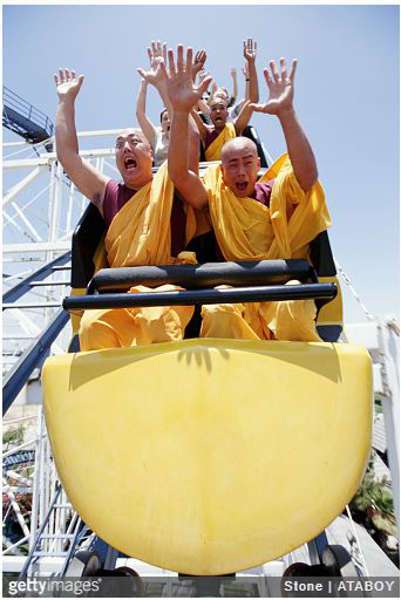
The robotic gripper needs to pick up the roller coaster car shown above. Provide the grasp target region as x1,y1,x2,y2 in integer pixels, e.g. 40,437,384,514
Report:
42,145,372,576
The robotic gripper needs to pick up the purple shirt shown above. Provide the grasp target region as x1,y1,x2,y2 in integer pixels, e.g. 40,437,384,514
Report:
251,180,275,206
204,127,221,151
102,180,187,257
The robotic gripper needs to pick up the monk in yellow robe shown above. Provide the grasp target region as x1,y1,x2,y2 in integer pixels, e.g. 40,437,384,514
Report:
164,47,330,341
191,40,259,161
53,57,211,351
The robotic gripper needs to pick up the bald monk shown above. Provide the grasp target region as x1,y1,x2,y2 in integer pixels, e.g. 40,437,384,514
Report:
163,47,331,342
191,39,259,161
54,60,211,350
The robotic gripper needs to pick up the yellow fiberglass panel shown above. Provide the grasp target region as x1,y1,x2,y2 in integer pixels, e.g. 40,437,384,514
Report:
42,339,372,575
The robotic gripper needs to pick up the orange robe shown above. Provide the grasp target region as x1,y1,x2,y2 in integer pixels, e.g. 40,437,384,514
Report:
79,164,197,350
200,155,332,341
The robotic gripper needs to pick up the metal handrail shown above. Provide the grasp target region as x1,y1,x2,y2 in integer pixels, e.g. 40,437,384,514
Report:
3,86,53,132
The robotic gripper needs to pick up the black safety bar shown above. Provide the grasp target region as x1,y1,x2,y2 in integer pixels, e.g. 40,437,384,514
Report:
64,283,337,311
88,260,317,294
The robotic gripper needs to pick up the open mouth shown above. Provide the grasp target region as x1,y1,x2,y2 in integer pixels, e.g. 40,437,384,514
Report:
235,182,248,193
124,157,137,171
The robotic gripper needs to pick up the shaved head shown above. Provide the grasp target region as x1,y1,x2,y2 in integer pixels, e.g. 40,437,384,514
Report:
116,128,151,151
221,137,258,165
220,137,260,198
114,128,153,189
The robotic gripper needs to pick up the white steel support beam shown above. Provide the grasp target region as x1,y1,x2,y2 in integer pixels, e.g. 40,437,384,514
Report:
11,202,43,242
4,149,114,170
3,242,70,253
3,211,36,242
3,166,42,198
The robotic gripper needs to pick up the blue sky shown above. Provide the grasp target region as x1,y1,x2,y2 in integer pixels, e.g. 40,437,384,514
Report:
3,4,399,322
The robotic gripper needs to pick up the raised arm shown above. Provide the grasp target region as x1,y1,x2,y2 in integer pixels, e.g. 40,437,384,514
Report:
135,80,157,148
250,58,318,192
163,46,211,210
233,99,254,135
243,39,259,103
191,107,209,143
229,68,238,104
54,68,108,208
138,41,173,117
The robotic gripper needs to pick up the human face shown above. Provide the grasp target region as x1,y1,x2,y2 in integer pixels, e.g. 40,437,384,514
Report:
161,111,171,136
210,100,228,129
115,130,153,188
221,146,260,198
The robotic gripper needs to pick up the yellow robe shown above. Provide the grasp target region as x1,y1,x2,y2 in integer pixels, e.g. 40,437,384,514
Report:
79,164,196,350
200,154,332,341
204,122,236,161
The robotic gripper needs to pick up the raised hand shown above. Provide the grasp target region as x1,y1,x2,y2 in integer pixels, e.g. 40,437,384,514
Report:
162,45,212,113
243,39,257,63
54,68,84,101
137,40,167,88
250,58,297,116
193,50,207,77
151,40,167,64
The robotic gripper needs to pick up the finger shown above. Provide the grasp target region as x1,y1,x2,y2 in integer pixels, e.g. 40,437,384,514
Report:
249,103,267,113
198,76,213,97
162,43,167,62
176,45,184,72
151,40,157,55
186,47,193,72
53,74,59,86
71,70,77,80
269,60,280,82
168,48,176,77
159,60,168,81
147,47,152,64
254,40,257,53
279,57,287,81
137,68,147,80
263,67,273,87
58,68,65,82
288,58,298,82
77,74,85,90
61,68,69,82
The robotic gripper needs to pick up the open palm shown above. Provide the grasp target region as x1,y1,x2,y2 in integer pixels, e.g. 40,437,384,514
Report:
163,46,212,112
250,58,297,116
54,68,84,101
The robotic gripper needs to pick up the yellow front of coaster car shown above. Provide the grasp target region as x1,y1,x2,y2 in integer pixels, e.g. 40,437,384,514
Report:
42,208,372,575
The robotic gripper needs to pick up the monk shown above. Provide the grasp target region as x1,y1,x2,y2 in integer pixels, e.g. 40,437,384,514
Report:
191,39,259,161
164,46,331,342
54,57,211,350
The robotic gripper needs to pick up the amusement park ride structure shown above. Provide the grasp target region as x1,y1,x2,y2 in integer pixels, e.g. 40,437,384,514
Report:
2,87,399,588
